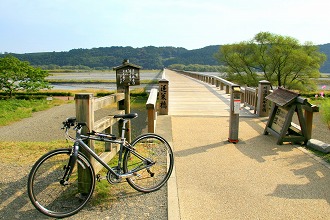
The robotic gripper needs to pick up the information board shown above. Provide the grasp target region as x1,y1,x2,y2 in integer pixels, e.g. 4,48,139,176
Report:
116,67,140,87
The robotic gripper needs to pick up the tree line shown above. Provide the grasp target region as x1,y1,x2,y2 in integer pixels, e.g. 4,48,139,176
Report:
0,32,329,97
0,45,229,71
1,43,329,73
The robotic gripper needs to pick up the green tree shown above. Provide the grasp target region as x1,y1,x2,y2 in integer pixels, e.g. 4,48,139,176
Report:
215,32,327,91
0,56,50,98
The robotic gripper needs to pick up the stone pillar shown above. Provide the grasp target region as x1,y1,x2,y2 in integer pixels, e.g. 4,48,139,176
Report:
159,79,169,115
257,80,271,117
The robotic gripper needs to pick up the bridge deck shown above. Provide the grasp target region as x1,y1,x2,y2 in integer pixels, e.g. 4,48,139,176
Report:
166,70,230,116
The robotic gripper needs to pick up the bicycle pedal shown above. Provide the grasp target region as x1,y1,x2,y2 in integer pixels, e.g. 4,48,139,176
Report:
96,174,106,182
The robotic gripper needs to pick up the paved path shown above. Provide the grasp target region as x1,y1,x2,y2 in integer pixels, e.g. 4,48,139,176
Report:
163,70,330,219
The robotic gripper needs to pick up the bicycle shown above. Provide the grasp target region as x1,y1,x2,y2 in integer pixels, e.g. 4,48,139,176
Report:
27,113,174,218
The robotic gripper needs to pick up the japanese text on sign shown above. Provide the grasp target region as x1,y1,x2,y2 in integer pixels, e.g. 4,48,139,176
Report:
160,84,168,109
262,85,268,112
118,68,139,86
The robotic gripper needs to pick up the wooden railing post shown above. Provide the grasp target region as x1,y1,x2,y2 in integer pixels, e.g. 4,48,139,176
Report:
75,93,94,193
146,88,158,133
303,105,320,140
75,93,94,156
257,80,271,117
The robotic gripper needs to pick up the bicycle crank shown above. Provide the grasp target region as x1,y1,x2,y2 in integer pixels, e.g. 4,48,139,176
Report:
106,168,122,184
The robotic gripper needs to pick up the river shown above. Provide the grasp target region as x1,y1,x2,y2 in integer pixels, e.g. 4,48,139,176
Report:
47,71,330,91
47,71,162,91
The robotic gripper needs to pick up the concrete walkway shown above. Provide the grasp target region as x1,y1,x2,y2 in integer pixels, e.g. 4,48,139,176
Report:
160,70,330,219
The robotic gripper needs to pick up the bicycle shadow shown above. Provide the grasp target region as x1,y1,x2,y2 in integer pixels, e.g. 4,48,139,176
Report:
0,164,165,220
0,164,52,220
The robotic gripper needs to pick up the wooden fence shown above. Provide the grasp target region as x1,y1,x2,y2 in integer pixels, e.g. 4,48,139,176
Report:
75,93,124,173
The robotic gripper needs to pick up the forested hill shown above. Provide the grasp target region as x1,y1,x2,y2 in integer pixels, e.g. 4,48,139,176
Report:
2,44,330,72
320,43,330,73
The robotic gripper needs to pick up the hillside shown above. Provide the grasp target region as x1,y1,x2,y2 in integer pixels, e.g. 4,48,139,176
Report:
2,44,330,72
320,43,330,73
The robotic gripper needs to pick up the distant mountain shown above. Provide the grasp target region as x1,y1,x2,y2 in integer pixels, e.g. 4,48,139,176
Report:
319,43,330,73
2,44,330,72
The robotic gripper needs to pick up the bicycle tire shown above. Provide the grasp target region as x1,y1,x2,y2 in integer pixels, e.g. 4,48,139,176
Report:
27,148,95,218
123,133,174,193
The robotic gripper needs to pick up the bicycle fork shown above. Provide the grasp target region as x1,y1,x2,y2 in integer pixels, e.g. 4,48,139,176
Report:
60,143,79,186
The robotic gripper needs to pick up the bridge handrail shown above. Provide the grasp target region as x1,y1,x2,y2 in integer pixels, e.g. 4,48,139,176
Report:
171,69,262,114
146,88,158,133
174,70,238,92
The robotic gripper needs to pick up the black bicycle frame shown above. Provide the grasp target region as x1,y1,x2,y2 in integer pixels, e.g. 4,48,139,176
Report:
62,123,153,183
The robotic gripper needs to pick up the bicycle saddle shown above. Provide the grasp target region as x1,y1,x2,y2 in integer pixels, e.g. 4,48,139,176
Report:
113,113,138,119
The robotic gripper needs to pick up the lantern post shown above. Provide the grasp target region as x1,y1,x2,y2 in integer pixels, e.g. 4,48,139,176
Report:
113,59,141,142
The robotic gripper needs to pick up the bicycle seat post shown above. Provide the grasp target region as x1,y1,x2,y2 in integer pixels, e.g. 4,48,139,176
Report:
120,119,128,141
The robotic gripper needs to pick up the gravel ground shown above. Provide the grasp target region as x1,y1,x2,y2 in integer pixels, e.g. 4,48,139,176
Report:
0,103,167,220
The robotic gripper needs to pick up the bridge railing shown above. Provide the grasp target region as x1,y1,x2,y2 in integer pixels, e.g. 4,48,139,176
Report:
146,88,158,133
176,70,237,94
172,70,271,117
242,86,258,114
75,93,124,173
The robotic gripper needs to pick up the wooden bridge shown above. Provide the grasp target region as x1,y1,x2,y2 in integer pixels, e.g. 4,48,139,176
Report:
165,70,231,116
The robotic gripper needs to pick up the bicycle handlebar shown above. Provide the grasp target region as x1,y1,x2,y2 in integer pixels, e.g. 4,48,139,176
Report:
62,117,116,141
62,113,138,141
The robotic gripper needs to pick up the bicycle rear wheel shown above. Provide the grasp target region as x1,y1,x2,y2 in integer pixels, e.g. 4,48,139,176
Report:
123,134,174,192
27,148,95,218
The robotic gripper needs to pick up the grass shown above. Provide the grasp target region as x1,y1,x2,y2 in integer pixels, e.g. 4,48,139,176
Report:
0,140,69,165
90,153,137,207
0,99,71,126
309,98,330,129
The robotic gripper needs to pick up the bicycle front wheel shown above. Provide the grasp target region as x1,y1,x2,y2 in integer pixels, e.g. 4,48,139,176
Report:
27,148,95,218
123,134,174,193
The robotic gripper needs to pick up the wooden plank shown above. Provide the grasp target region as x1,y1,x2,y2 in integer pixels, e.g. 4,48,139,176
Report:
165,70,231,116
93,111,124,131
265,88,299,107
93,93,125,111
146,88,158,109
92,145,120,174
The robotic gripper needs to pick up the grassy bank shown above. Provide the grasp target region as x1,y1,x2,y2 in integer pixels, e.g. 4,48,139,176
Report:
0,99,71,126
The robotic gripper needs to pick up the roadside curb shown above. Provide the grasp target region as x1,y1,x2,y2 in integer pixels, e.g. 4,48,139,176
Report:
156,115,180,220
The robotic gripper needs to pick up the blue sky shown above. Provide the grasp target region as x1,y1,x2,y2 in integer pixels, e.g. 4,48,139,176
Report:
0,0,329,53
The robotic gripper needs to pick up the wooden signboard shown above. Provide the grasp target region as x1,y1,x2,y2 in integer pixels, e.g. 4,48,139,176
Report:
264,88,308,145
113,60,141,93
116,67,140,87
271,106,288,134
